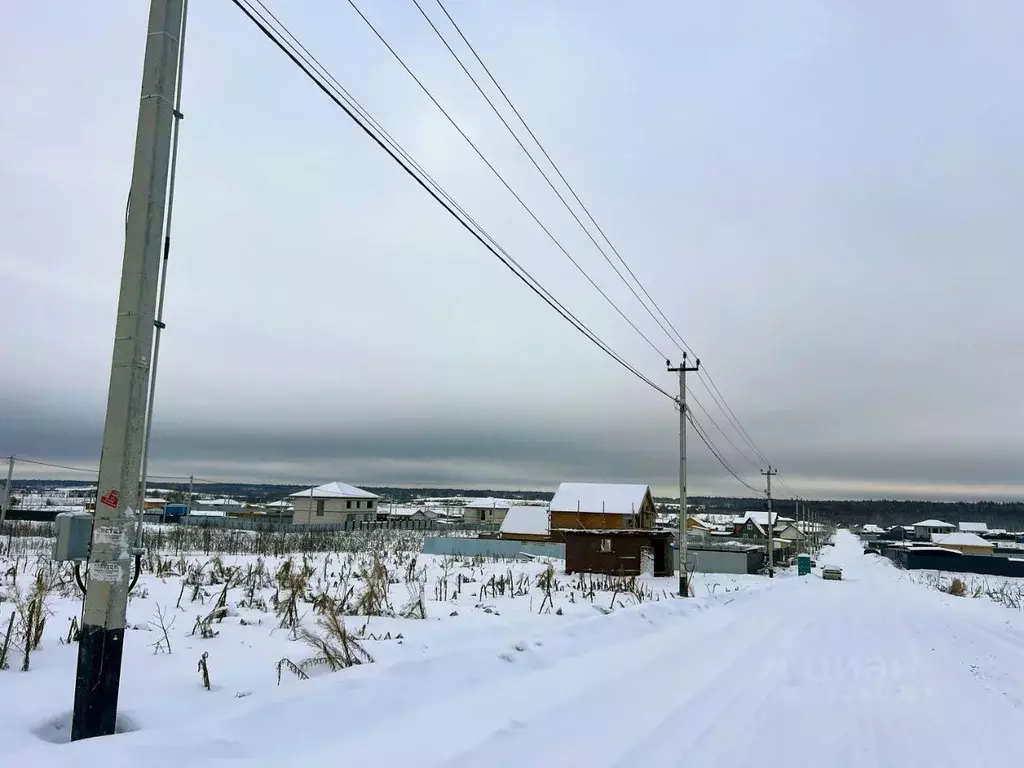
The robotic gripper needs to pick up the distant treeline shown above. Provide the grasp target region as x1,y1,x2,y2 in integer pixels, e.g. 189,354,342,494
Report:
12,480,1024,529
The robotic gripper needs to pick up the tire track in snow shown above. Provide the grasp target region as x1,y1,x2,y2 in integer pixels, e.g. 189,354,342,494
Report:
437,588,808,768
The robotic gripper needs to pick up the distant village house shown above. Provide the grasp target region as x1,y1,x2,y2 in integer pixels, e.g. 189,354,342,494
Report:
462,498,514,525
290,482,381,525
932,531,994,555
912,519,956,540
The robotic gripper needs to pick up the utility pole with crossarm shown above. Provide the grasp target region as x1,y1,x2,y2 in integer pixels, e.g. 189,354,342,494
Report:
761,466,778,577
668,353,700,597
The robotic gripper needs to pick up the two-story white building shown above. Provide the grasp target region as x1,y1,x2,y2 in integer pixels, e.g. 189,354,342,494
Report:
911,519,956,540
462,497,514,525
289,482,381,525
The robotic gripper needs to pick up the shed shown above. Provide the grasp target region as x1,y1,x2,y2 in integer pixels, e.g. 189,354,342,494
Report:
562,529,673,577
931,531,994,555
499,506,550,542
686,542,763,574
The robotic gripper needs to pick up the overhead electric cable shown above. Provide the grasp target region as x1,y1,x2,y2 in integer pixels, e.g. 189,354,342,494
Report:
343,0,669,360
231,0,675,401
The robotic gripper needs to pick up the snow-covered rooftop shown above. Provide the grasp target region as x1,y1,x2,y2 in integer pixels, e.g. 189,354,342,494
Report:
201,497,243,506
549,483,650,515
463,497,514,510
500,506,549,537
288,482,380,500
733,511,780,528
958,522,988,533
932,532,993,548
862,524,885,534
391,508,436,518
912,519,955,528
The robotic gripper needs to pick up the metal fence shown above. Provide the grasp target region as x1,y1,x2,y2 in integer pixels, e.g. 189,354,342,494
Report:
176,516,500,535
894,548,1024,577
422,537,566,559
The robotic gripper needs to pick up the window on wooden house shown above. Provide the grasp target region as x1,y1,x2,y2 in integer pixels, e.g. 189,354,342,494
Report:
599,538,613,553
315,500,325,517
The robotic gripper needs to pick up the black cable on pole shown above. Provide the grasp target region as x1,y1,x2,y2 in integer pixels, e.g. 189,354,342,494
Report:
343,0,669,361
230,0,675,402
408,0,683,357
14,457,99,475
241,0,670,400
686,387,762,471
431,0,690,352
686,410,762,495
424,0,779,475
698,368,772,466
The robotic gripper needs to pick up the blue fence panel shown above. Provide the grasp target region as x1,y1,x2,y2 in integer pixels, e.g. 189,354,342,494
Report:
422,537,565,559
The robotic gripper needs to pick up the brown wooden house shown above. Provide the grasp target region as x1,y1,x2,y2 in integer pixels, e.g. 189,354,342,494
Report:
548,483,656,536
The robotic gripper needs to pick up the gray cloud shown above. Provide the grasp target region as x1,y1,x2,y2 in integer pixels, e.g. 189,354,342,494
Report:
3,0,1023,502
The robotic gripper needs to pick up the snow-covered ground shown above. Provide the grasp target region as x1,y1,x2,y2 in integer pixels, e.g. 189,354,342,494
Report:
904,567,1024,609
6,532,1024,765
0,538,766,760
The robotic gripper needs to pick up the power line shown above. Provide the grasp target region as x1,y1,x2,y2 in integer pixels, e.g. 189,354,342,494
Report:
11,457,206,483
408,0,685,356
698,368,772,466
343,0,669,360
686,410,762,495
13,457,100,475
416,0,782,482
686,387,762,471
233,0,797,497
230,0,675,402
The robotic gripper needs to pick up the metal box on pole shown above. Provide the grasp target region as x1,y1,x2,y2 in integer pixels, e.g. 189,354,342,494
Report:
53,512,95,562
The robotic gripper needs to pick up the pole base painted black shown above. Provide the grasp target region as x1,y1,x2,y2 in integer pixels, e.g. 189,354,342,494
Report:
71,623,125,741
679,575,689,597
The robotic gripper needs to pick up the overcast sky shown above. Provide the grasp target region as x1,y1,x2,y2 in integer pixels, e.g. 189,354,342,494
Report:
2,0,1023,500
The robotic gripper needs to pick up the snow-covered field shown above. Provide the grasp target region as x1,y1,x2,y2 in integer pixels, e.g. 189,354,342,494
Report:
6,531,1024,766
0,530,767,761
905,567,1024,609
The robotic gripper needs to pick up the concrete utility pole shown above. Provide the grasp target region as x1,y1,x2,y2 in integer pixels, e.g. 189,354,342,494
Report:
668,353,700,597
761,466,777,576
0,456,13,527
795,499,801,553
187,473,194,514
72,0,186,742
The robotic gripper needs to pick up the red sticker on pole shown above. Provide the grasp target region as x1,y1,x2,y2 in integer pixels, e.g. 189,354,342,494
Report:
99,489,120,508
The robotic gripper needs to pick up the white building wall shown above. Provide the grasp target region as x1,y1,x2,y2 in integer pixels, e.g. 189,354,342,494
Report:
292,496,378,525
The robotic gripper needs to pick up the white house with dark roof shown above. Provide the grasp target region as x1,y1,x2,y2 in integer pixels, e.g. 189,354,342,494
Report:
289,482,381,525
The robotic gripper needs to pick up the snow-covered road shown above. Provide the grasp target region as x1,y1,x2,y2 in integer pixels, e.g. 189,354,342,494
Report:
18,531,1024,766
